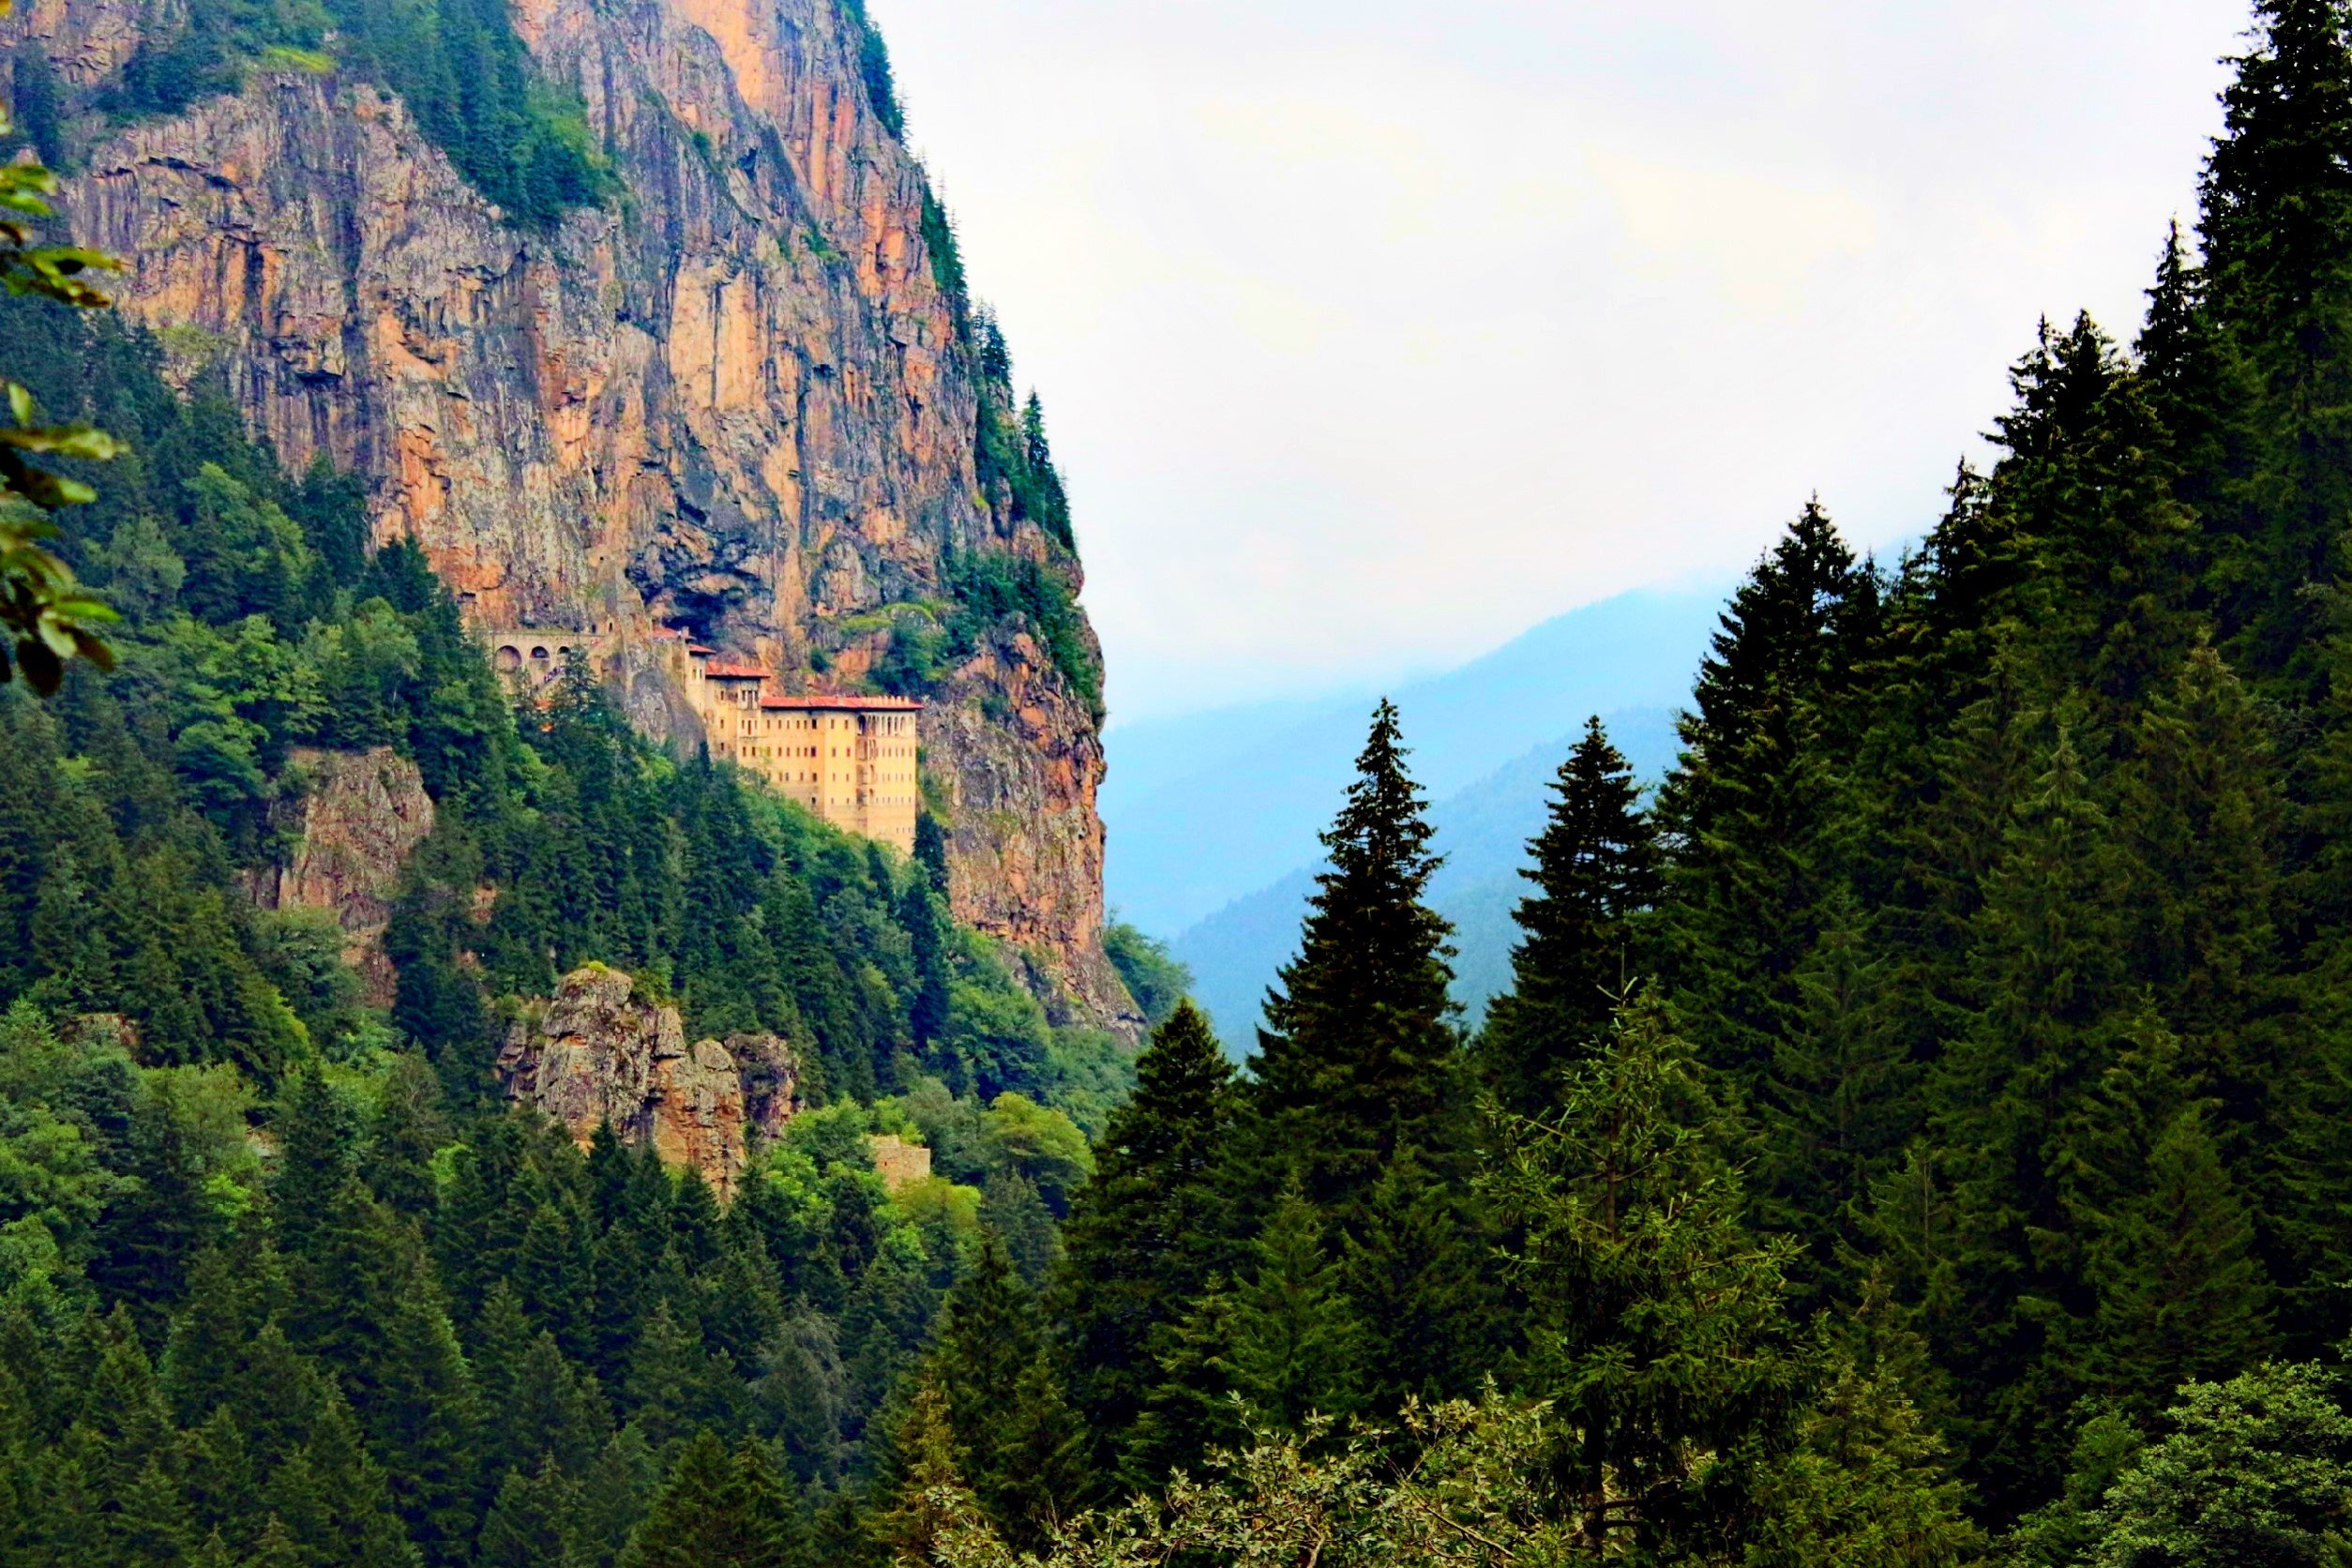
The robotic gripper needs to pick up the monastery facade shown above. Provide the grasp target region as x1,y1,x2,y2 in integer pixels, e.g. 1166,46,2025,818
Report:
681,645,924,856
481,626,923,855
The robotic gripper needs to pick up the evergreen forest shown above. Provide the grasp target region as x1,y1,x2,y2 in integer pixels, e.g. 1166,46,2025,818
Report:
27,1,2352,1566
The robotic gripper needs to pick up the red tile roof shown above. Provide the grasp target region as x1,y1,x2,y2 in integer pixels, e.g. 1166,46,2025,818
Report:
702,660,771,681
759,693,924,712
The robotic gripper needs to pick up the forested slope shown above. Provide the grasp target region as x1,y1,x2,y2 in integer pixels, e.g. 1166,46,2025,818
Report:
0,291,1126,1565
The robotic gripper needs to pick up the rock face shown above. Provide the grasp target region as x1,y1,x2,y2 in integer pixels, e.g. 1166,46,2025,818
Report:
5,0,1133,1025
257,746,436,1003
498,964,806,1198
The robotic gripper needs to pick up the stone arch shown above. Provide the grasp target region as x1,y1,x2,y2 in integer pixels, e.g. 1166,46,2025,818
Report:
494,645,522,672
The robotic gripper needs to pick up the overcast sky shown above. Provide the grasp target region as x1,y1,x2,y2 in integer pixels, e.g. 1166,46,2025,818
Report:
862,0,2250,724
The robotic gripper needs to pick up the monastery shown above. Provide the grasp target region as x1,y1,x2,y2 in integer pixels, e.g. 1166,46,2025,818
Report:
482,626,924,855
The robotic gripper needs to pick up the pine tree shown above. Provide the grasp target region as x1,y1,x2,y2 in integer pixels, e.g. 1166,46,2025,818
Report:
867,1373,980,1566
1337,1152,1497,1414
1052,1000,1234,1467
362,1054,445,1224
366,1265,480,1565
475,1458,580,1568
1651,499,1868,1091
1751,885,1918,1302
931,1232,1082,1538
2198,0,2352,686
272,1069,357,1259
1217,1186,1365,1432
619,1430,807,1567
1481,715,1660,1116
1485,996,1813,1559
626,1300,717,1452
1244,700,1460,1216
2047,1025,2275,1422
1917,724,2144,1513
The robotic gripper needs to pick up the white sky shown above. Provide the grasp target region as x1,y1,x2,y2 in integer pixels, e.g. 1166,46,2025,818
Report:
861,0,2250,724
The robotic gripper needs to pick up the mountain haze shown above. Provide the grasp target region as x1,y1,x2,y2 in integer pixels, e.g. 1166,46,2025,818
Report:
1102,584,1726,940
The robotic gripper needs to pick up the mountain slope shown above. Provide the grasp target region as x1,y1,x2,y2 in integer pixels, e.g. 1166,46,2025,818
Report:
4,0,1128,1021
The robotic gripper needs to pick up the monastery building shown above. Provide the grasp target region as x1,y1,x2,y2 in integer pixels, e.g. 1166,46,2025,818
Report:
481,625,923,855
683,646,923,855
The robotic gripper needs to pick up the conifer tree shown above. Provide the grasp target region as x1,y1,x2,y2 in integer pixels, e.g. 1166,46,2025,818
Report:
1651,500,1867,1090
2080,1101,2273,1416
475,1458,580,1568
932,1233,1085,1541
1053,1000,1234,1466
272,1069,356,1259
363,1054,445,1225
869,1372,981,1566
1216,1186,1365,1433
1481,715,1660,1116
1485,996,1813,1558
618,1430,807,1568
1918,726,2144,1510
1750,886,1917,1301
1337,1153,1496,1412
2198,0,2352,683
1244,700,1460,1216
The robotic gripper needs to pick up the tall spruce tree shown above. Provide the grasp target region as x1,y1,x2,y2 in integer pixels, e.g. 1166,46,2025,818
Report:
1485,996,1814,1559
2198,0,2352,686
1651,500,1870,1091
1244,700,1460,1217
1481,716,1660,1117
1051,1000,1234,1475
933,1233,1086,1546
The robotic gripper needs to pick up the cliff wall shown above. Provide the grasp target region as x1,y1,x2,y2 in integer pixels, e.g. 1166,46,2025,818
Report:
253,746,437,1005
497,963,807,1199
2,0,1133,1025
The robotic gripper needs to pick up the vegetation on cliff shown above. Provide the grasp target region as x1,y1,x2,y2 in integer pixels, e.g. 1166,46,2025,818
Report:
98,0,612,228
0,279,1136,1560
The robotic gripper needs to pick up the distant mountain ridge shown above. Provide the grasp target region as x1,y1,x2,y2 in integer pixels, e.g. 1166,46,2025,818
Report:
1103,584,1729,1048
1170,706,1682,1048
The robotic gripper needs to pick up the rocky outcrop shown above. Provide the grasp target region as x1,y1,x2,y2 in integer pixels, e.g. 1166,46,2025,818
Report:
6,0,1131,1026
256,746,435,1003
729,1029,805,1145
498,963,807,1198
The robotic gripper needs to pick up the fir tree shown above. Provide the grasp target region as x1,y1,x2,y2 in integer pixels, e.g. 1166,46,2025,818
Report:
2199,0,2352,685
868,1372,981,1566
475,1458,580,1568
1481,715,1660,1116
1244,700,1460,1217
620,1431,807,1568
1485,996,1813,1559
1216,1185,1365,1432
271,1069,357,1259
1337,1152,1496,1414
932,1233,1084,1540
1651,499,1868,1092
1052,1000,1234,1467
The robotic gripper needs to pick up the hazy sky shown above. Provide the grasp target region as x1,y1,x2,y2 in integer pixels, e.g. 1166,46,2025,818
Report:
863,0,2250,724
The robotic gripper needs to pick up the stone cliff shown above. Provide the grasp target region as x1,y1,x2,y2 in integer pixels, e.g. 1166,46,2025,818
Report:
253,746,437,1004
3,0,1134,1025
498,962,806,1198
